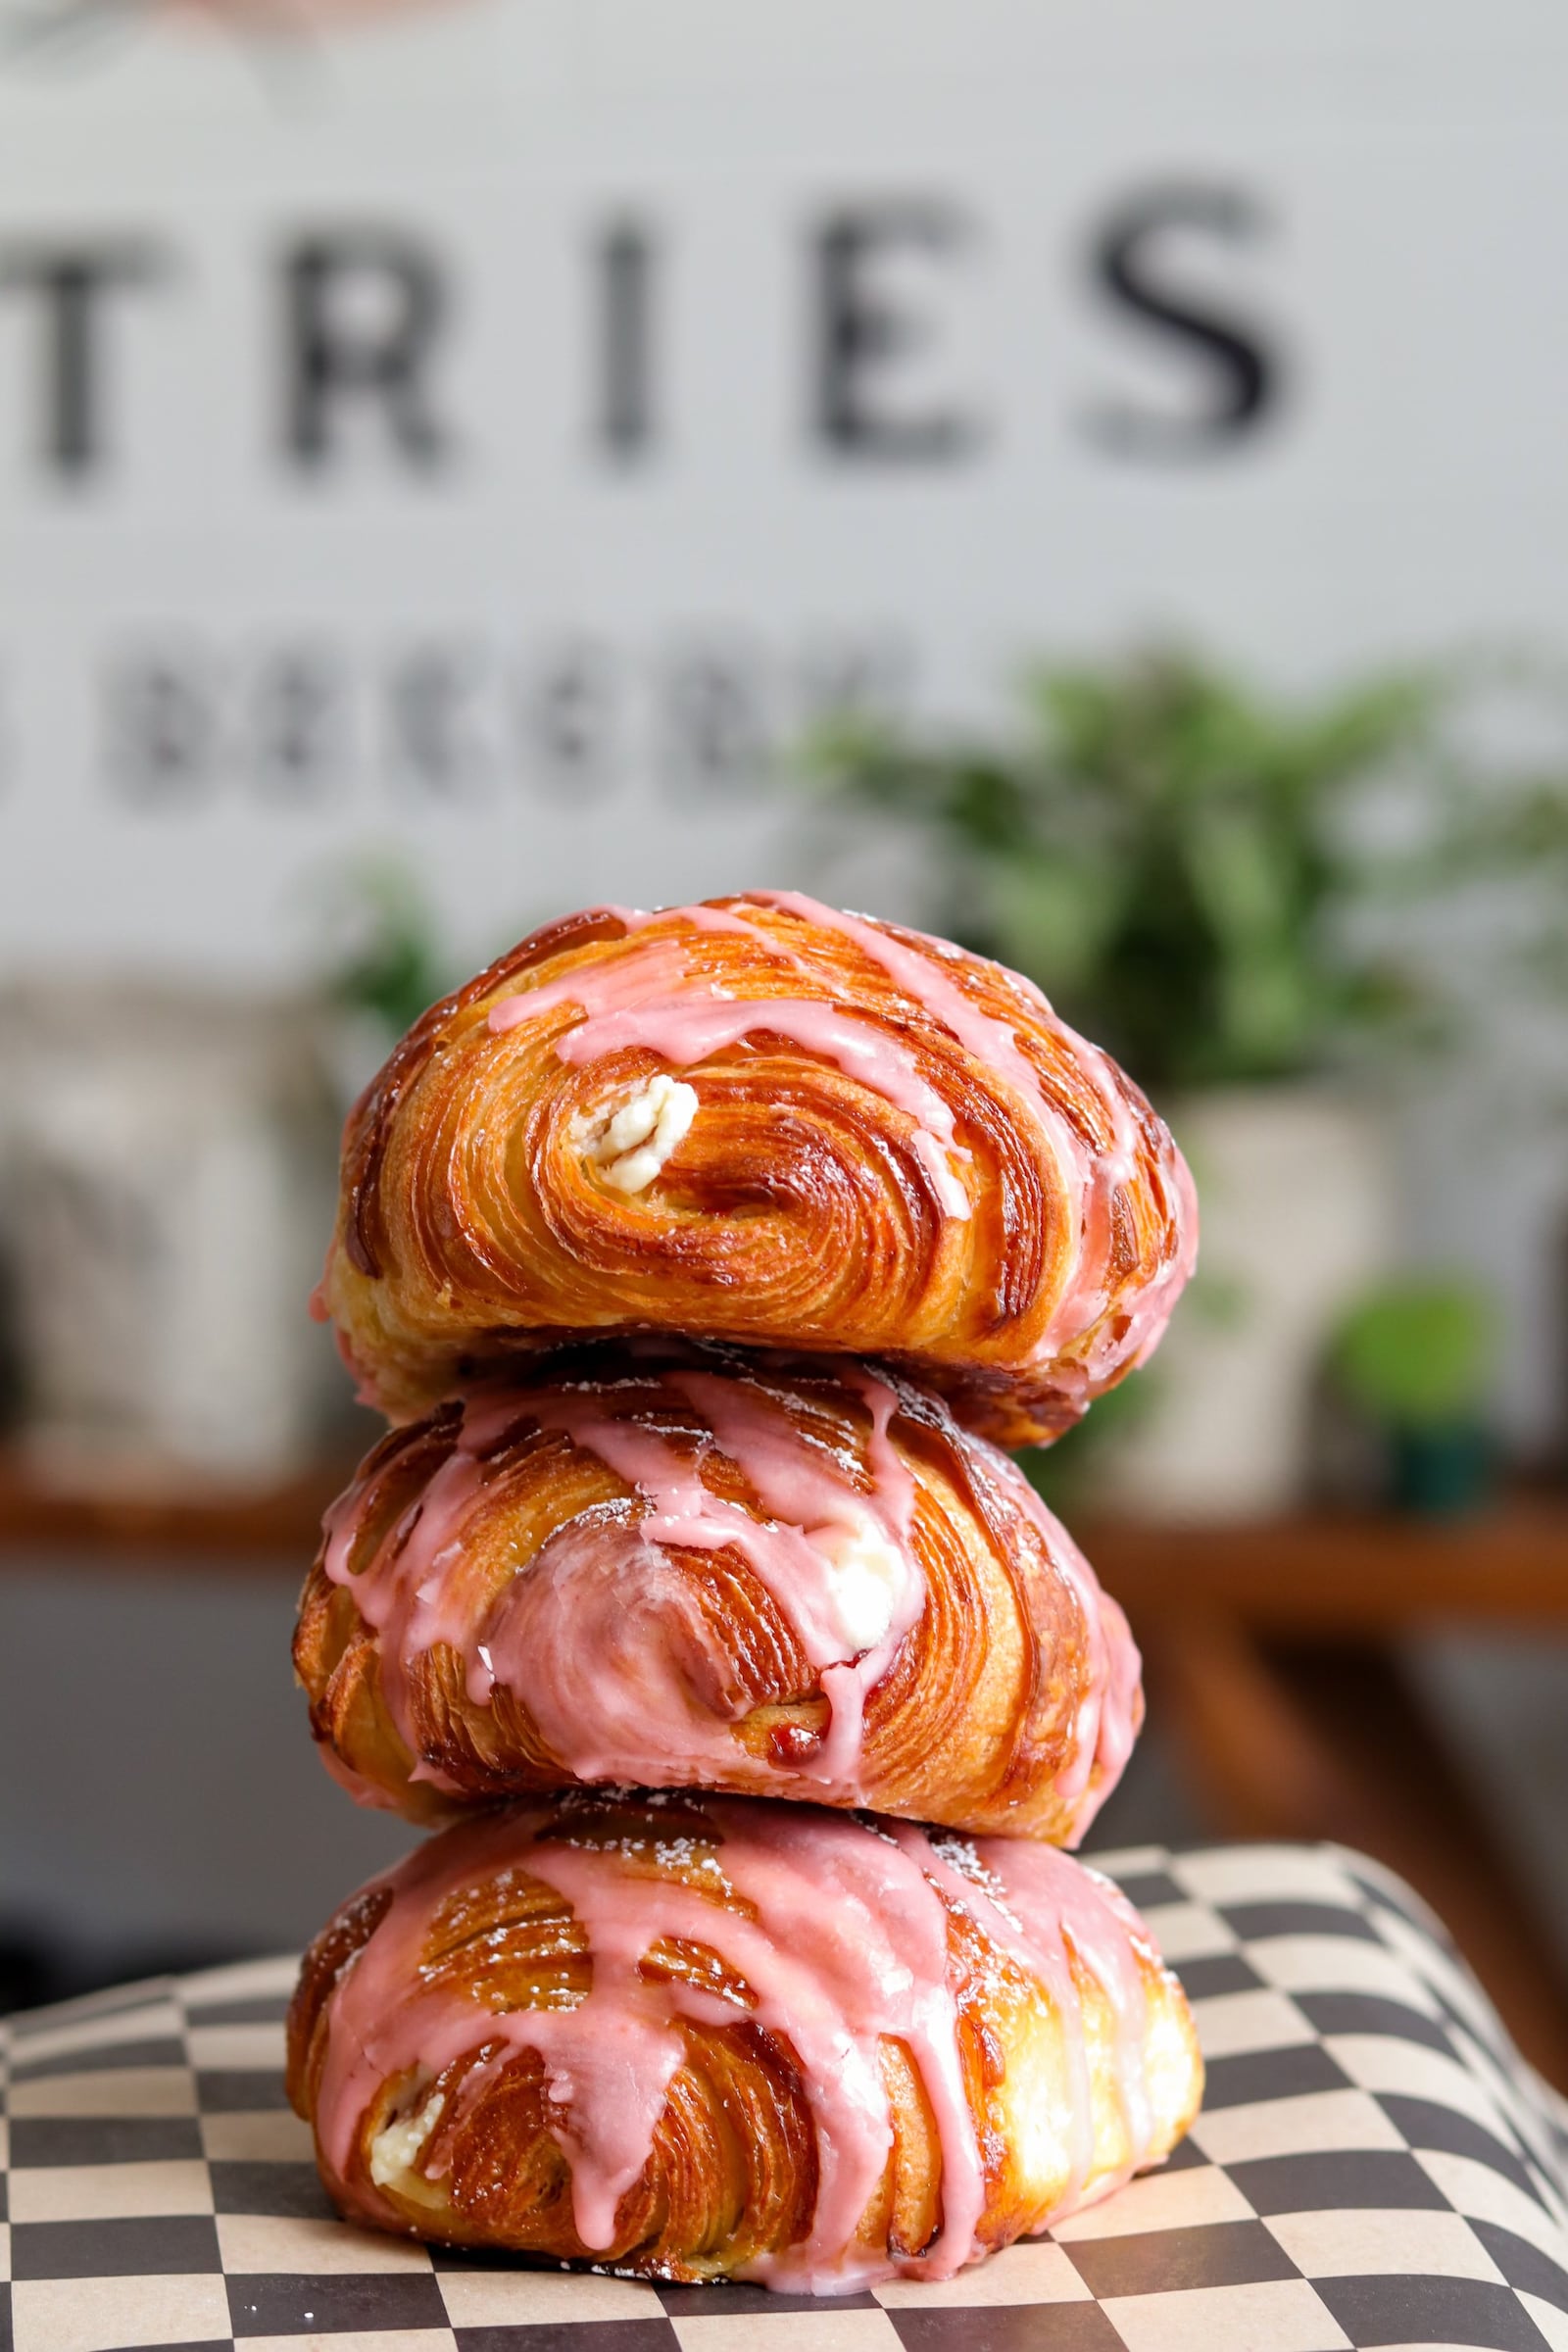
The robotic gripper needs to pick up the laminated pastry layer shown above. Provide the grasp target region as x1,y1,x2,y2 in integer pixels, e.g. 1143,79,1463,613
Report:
294,1347,1142,1842
317,892,1197,1446
286,1791,1203,2291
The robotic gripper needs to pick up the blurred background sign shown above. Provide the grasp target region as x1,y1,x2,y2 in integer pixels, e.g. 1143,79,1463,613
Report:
1,0,1565,964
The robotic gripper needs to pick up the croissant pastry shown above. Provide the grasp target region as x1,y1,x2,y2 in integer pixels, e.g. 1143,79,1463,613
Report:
317,891,1196,1446
286,1789,1202,2290
294,1346,1141,1842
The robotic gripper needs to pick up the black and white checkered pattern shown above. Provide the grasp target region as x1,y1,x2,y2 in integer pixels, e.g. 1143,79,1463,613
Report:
3,1842,1566,2352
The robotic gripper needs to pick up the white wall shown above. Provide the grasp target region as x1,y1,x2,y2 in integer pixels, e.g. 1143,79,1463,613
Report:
2,0,1567,973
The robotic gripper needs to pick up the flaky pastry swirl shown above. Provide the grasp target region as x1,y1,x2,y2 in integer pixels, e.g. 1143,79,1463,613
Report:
317,892,1196,1446
286,1790,1202,2289
294,1346,1141,1841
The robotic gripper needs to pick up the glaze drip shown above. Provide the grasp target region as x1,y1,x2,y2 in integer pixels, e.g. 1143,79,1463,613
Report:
319,1365,927,1802
491,952,972,1220
310,1797,1171,2290
755,892,1139,1350
482,892,1198,1347
998,1465,1142,1831
315,1360,1141,1829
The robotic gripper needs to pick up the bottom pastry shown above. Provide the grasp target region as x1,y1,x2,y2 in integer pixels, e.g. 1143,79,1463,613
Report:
287,1790,1203,2293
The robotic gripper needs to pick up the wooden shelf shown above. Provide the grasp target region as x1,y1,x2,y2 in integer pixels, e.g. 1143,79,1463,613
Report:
1080,1494,1568,1630
0,1450,350,1566
1061,1491,1568,2090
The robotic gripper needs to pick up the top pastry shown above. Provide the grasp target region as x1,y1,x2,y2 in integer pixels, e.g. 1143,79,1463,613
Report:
318,891,1196,1446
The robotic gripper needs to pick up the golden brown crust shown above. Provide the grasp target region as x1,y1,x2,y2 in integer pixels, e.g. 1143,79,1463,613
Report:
285,1793,1203,2285
318,895,1195,1446
292,1348,1142,1840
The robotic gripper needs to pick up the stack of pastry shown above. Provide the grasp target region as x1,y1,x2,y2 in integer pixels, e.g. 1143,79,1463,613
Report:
287,889,1204,2294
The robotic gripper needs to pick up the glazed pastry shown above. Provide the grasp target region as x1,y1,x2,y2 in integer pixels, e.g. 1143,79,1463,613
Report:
286,1789,1203,2290
294,1346,1142,1841
317,891,1196,1446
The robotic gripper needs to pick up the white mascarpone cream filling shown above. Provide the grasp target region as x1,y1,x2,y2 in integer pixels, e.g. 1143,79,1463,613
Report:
809,1513,909,1655
573,1075,699,1194
368,2082,446,2190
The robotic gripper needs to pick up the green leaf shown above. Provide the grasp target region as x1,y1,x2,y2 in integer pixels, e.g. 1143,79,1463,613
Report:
1329,1279,1498,1430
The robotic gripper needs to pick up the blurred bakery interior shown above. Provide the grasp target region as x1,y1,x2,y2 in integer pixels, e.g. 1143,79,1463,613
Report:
1,2,1567,2082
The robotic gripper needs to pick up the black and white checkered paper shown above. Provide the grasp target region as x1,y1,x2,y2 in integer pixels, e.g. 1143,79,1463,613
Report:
3,1843,1566,2352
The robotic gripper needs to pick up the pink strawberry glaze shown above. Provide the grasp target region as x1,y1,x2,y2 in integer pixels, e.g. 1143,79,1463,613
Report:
985,1457,1143,1838
489,948,971,1220
311,1797,1169,2291
318,1365,1137,1829
754,892,1196,1371
319,1365,920,1801
482,894,1196,1370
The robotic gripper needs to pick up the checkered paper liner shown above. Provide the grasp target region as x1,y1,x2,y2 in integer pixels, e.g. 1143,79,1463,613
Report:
3,1844,1567,2352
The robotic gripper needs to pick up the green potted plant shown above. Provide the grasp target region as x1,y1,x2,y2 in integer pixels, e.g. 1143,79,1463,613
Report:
1329,1277,1498,1516
805,650,1568,1517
